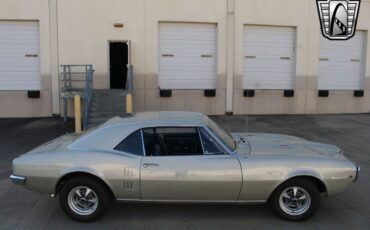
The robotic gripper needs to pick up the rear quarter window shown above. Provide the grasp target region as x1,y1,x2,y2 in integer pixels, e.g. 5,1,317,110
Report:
114,130,144,156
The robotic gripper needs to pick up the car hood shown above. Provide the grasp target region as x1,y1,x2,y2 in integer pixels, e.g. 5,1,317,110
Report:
232,133,342,158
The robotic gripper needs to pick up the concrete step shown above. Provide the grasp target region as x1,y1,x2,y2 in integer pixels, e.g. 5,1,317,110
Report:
91,104,124,108
87,114,132,128
89,109,126,115
90,101,126,105
89,111,127,118
87,124,98,129
94,89,125,92
93,89,125,92
89,106,125,112
90,103,125,108
92,92,125,96
91,97,126,104
92,96,125,100
91,99,125,103
91,100,125,104
87,89,128,127
88,117,111,125
93,92,125,97
92,97,124,101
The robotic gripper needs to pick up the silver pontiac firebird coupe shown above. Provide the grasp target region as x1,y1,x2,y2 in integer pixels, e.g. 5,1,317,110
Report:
10,111,359,222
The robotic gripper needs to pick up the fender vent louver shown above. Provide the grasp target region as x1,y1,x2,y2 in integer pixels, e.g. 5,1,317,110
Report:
123,166,134,190
123,181,133,190
123,166,133,177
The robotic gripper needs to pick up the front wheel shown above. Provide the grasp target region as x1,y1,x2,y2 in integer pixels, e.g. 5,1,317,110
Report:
59,177,110,222
270,179,320,221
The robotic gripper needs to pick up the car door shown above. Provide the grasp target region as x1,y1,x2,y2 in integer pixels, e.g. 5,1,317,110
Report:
140,127,242,201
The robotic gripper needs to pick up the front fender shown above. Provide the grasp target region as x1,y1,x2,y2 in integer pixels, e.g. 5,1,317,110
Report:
237,155,330,201
268,169,328,198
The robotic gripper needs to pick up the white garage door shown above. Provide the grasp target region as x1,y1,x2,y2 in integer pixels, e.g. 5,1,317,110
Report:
243,26,295,89
159,23,217,89
0,21,41,90
318,31,366,90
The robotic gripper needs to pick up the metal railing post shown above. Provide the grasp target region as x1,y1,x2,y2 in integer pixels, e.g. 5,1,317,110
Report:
126,64,133,113
63,65,67,122
60,64,94,130
74,94,81,133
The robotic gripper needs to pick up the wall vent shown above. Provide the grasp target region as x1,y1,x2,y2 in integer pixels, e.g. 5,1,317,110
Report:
243,90,255,97
160,89,172,97
318,90,329,97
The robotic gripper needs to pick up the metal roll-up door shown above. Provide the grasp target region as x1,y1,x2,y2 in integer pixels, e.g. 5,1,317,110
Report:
318,31,366,90
0,21,41,90
159,23,217,89
243,25,295,89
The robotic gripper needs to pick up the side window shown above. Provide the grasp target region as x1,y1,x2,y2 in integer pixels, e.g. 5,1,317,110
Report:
114,130,144,156
143,127,203,156
199,128,224,155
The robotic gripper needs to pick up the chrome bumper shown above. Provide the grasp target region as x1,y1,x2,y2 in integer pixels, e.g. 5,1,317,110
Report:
10,174,26,185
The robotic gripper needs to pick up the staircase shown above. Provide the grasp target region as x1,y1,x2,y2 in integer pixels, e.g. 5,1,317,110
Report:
87,89,127,128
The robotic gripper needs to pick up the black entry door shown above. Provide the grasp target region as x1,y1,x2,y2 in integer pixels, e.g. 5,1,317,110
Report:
109,42,128,89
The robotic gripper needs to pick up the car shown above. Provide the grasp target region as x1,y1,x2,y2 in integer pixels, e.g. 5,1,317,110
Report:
10,111,359,222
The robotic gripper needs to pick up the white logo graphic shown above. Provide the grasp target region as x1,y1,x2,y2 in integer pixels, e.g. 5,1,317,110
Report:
317,0,361,40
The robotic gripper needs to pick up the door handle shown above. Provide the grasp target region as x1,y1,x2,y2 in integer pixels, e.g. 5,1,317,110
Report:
162,54,174,57
143,163,159,168
25,54,38,58
280,57,290,60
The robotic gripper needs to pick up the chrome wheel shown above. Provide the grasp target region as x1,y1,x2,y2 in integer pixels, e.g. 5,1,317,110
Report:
279,186,311,216
67,186,98,216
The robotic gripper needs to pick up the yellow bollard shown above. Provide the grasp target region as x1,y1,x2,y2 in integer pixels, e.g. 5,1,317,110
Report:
126,93,133,113
74,94,82,133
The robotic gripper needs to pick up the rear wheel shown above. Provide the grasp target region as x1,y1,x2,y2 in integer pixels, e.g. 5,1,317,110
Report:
59,177,110,222
270,179,320,221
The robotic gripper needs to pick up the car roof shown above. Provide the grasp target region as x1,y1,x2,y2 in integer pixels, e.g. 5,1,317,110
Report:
102,111,209,127
68,111,210,150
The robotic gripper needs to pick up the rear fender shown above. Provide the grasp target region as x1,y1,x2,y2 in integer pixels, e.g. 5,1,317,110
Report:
56,167,117,198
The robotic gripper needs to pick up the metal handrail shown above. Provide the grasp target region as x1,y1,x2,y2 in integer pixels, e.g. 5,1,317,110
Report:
60,64,94,130
126,64,133,95
82,65,94,130
125,64,134,113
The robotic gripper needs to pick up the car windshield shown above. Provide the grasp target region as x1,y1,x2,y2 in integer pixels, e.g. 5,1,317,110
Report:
207,119,236,151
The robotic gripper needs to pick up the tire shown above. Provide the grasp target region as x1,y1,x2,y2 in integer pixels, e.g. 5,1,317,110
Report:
270,178,320,221
59,176,110,222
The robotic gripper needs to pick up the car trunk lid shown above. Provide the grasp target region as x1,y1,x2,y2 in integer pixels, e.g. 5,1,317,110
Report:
23,133,80,156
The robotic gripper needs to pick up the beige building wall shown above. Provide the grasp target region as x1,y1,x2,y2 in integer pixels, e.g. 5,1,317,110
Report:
57,0,227,115
57,0,145,90
56,0,370,115
0,0,52,117
0,0,369,117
